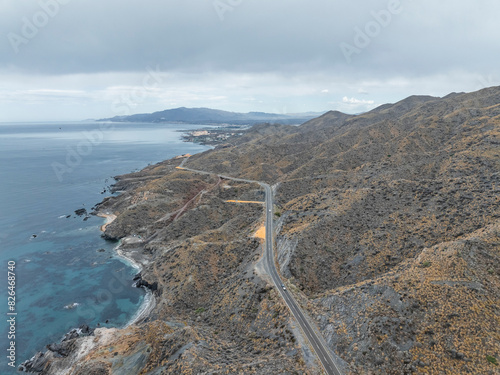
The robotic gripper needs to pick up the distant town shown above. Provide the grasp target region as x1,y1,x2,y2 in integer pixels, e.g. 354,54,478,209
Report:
182,126,245,145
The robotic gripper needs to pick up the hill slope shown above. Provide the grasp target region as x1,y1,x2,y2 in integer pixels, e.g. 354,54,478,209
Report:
26,87,500,374
99,107,324,125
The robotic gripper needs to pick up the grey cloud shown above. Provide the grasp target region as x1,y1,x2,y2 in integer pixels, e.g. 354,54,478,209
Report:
1,0,499,77
1,0,500,121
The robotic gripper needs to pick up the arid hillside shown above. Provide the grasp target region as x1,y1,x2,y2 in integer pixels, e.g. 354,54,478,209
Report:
187,86,500,374
24,87,499,374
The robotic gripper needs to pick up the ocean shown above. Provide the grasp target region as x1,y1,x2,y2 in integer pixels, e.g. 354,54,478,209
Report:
0,121,211,372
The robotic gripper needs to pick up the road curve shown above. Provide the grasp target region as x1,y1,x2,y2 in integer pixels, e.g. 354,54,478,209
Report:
178,162,342,375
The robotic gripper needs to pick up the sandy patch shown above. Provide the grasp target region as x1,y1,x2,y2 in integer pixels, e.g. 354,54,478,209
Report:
174,153,191,159
254,225,266,240
97,212,117,232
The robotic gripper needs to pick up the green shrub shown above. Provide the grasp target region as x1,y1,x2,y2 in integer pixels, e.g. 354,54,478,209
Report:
486,355,498,365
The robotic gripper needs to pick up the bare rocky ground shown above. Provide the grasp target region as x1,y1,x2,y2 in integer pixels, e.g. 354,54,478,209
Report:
23,159,318,374
23,86,499,374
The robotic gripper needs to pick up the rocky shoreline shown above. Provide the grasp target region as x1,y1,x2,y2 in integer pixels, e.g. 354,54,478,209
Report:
19,325,95,373
20,151,318,373
114,239,158,327
19,213,159,374
17,87,500,374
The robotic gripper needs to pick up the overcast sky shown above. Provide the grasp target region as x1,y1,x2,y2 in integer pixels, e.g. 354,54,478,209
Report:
1,0,499,121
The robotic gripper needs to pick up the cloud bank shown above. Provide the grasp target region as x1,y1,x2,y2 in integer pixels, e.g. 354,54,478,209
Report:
1,0,499,121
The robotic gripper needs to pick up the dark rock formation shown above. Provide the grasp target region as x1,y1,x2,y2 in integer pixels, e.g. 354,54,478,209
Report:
19,352,48,373
133,273,158,292
19,325,94,373
74,208,87,217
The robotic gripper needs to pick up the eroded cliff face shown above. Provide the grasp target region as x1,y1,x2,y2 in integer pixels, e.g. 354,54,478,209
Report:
25,87,500,374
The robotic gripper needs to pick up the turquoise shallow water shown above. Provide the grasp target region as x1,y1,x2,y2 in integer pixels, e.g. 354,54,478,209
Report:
0,121,210,372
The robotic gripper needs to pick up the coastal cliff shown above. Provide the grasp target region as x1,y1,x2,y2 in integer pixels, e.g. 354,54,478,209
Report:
22,157,317,374
23,87,500,374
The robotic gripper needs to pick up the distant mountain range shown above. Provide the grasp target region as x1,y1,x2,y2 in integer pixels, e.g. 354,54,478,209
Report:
98,107,326,125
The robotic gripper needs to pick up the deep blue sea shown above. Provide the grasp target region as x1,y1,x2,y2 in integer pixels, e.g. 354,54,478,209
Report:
0,121,210,372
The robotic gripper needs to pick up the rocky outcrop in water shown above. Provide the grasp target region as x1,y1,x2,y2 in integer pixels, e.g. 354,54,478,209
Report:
19,325,94,373
133,273,158,292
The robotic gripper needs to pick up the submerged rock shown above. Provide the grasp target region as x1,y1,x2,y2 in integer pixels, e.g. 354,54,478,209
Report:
63,302,79,310
74,208,87,216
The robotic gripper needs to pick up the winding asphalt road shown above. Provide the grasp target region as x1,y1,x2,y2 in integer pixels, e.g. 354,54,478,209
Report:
177,161,342,375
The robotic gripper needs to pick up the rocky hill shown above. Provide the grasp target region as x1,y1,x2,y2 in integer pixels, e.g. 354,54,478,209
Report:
24,87,499,374
99,107,323,125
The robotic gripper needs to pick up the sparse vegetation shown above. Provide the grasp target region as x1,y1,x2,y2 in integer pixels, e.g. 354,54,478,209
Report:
486,355,498,365
46,87,500,375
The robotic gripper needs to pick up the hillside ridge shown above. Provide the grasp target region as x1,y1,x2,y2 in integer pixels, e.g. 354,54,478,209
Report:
24,86,500,374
